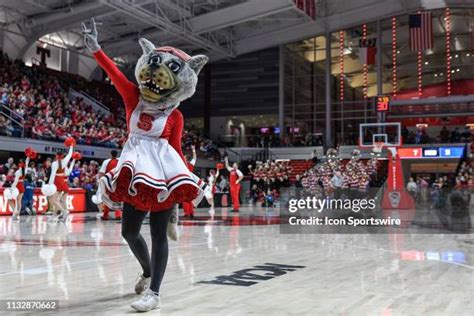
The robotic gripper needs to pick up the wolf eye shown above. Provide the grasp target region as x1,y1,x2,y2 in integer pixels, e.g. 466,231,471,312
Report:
149,55,161,65
167,61,181,73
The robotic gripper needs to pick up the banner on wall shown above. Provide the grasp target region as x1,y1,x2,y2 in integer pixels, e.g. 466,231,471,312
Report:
0,188,86,215
0,136,119,159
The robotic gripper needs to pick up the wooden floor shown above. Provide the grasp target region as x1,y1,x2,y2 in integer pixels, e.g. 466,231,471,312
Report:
0,207,472,315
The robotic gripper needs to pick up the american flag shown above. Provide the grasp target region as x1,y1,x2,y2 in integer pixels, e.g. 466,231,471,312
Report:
359,38,376,65
409,12,433,51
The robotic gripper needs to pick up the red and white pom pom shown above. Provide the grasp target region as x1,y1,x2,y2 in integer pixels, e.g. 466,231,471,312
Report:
4,187,19,200
64,137,76,147
41,184,57,196
72,152,82,161
25,147,38,160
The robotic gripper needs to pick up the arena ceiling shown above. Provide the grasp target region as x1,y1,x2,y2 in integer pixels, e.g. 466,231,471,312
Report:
1,0,470,67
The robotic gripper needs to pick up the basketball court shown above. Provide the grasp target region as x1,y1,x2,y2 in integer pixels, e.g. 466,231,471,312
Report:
0,207,472,315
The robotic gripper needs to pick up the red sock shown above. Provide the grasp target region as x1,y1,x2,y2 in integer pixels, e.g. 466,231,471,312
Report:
103,205,110,219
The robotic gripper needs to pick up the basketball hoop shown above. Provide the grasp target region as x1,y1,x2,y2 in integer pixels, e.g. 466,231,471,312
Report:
371,141,384,156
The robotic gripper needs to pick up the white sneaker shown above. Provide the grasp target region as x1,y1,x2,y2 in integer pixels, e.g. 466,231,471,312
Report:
135,273,150,294
25,207,33,215
12,213,19,220
208,208,215,216
130,289,160,312
167,205,180,241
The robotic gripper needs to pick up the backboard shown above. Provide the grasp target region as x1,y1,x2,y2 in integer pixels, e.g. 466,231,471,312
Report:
359,122,402,148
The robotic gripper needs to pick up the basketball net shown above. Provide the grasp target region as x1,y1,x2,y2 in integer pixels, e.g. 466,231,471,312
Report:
372,141,384,154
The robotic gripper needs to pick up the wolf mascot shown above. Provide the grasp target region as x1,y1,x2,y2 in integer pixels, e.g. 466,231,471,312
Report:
83,18,207,312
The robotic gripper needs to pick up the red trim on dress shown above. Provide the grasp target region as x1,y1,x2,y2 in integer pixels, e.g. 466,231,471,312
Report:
108,167,199,211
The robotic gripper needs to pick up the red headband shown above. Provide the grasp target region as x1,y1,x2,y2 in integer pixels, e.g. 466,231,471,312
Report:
155,46,191,62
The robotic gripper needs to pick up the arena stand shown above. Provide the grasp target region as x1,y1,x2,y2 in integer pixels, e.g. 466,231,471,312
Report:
298,149,386,200
0,48,223,153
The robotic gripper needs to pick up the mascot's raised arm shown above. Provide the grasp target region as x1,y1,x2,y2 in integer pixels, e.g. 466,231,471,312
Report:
82,18,209,312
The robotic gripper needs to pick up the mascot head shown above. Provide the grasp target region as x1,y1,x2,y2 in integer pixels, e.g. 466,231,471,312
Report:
135,38,208,111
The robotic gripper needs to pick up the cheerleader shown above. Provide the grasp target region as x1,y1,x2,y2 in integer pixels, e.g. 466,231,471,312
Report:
204,168,220,216
96,150,121,221
43,138,75,220
5,148,36,220
224,157,244,212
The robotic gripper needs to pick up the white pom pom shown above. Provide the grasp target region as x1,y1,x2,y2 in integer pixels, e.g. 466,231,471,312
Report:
91,194,102,204
4,187,19,200
41,184,57,196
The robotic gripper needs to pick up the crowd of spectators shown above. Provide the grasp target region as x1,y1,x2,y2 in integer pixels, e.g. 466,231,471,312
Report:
297,151,380,199
247,160,292,205
405,159,472,231
0,50,222,154
0,51,128,148
406,159,473,207
402,125,472,145
0,156,100,191
182,124,220,160
246,134,324,148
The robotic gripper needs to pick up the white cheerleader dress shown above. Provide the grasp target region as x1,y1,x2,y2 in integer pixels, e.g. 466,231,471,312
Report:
98,103,205,211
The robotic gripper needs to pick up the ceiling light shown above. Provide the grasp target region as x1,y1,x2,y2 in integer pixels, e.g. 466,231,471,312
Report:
424,61,429,65
456,68,460,72
434,74,438,77
454,54,458,58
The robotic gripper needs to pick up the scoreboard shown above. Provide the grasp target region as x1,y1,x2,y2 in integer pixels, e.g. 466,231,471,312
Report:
398,146,464,159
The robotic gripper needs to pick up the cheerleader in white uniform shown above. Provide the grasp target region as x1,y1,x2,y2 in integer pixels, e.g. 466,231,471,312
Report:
205,169,219,216
42,139,75,221
5,157,30,220
5,148,37,220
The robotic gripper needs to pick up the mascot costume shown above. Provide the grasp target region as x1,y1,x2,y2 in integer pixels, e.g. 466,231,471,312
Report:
82,18,208,312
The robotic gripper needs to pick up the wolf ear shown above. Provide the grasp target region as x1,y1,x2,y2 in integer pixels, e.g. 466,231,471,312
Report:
188,55,208,75
138,38,155,54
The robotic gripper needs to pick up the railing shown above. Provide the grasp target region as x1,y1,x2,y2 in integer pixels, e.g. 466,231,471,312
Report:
0,103,24,138
69,88,111,116
200,132,242,162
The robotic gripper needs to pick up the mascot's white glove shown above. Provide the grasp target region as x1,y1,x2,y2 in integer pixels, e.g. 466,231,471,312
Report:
41,184,57,197
81,18,101,53
4,187,19,200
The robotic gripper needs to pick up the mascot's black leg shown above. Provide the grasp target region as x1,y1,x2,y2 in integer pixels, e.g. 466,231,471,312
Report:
149,207,173,293
121,203,151,278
